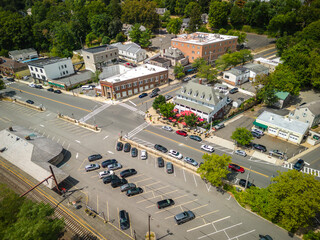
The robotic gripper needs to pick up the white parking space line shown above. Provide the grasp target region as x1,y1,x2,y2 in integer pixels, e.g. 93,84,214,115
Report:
183,169,186,182
129,100,137,106
193,174,198,187
52,136,55,141
75,140,81,143
133,177,152,184
143,181,161,187
205,183,212,192
57,138,60,143
103,135,109,140
198,222,242,239
40,124,44,127
107,151,114,154
229,229,256,240
67,143,70,150
76,153,78,159
191,204,208,211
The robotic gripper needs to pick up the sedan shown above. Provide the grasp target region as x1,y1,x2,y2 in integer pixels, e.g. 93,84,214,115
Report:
88,154,102,162
26,100,34,104
201,144,214,152
214,123,225,130
126,187,143,197
154,144,168,153
47,88,54,92
228,163,245,173
29,83,36,88
166,162,174,174
120,183,136,192
235,149,247,157
111,178,128,188
116,142,123,151
120,169,137,178
176,130,188,137
293,159,305,171
251,131,261,139
157,199,175,209
184,157,198,166
124,143,131,152
253,143,267,152
229,88,239,94
189,135,202,142
107,163,122,171
54,89,62,94
131,147,138,157
103,175,119,184
139,93,148,98
169,150,183,160
162,125,173,132
119,210,130,230
85,163,100,172
99,170,114,179
239,179,256,189
150,92,158,98
101,159,117,168
165,95,173,101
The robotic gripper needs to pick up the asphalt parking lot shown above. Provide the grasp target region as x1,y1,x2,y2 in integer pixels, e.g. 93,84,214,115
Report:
246,33,275,50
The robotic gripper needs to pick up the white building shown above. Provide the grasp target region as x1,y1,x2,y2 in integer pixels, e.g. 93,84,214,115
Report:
28,57,75,82
9,48,38,62
254,57,283,72
111,42,146,63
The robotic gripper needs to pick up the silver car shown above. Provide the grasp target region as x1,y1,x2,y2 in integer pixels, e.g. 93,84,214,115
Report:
120,183,136,192
108,163,122,170
235,150,247,157
162,125,173,132
85,163,100,172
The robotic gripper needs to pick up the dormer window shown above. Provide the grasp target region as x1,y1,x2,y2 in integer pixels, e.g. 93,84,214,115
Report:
193,91,199,97
181,87,186,93
187,89,192,95
200,93,205,99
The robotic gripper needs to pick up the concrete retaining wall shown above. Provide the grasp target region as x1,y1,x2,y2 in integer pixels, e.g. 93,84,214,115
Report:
11,98,45,111
57,114,101,132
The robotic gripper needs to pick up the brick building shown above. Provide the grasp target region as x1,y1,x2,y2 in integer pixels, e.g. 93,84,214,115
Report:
0,57,28,75
99,64,168,99
171,32,238,63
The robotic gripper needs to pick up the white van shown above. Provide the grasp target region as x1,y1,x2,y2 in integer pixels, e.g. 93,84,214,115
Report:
252,128,264,136
141,150,147,160
82,85,93,90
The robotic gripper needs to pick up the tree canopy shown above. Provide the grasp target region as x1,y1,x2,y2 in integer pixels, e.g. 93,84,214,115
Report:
184,113,198,127
153,95,166,110
159,102,175,118
215,50,253,71
231,127,253,146
174,63,185,79
166,18,182,35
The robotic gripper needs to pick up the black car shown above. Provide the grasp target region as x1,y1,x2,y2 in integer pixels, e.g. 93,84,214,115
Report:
47,88,54,92
293,159,305,171
152,87,160,93
229,88,239,94
157,157,164,168
35,85,43,89
131,147,138,157
111,178,128,188
189,135,202,142
124,143,131,152
126,187,143,197
117,142,123,151
103,174,119,184
6,77,14,82
119,210,130,230
259,234,273,240
251,131,261,139
88,154,102,162
157,199,175,209
239,179,256,189
120,169,137,178
252,143,267,152
26,100,34,104
154,144,168,153
101,159,117,168
150,92,158,98
54,89,62,94
166,162,174,174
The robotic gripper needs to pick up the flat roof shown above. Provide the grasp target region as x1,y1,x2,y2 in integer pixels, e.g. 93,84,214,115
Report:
254,57,283,66
101,64,167,83
28,57,68,68
82,44,116,54
150,57,170,64
172,32,238,45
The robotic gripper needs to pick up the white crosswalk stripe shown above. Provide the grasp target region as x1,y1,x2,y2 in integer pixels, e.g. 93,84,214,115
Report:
5,82,14,86
282,163,320,177
119,102,145,116
126,122,150,139
130,137,155,148
79,103,111,122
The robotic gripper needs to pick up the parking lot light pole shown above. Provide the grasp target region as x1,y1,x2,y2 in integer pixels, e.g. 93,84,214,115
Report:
148,214,151,240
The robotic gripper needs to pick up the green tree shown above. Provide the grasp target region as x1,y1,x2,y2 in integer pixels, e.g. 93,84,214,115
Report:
115,32,127,42
174,63,185,79
175,0,192,15
208,0,230,29
260,86,279,107
226,30,247,44
0,80,5,90
197,64,218,84
159,102,175,118
166,18,182,35
310,49,320,89
161,10,171,23
107,0,122,19
108,19,123,39
192,57,207,69
197,154,231,187
184,113,198,127
139,29,152,48
102,36,111,44
129,23,142,43
303,230,320,240
230,5,245,28
231,127,253,146
92,70,101,83
90,13,111,37
268,12,299,38
215,50,253,70
187,2,202,32
153,95,166,110
85,32,97,47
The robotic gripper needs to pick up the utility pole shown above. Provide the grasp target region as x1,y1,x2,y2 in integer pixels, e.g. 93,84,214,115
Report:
68,79,74,96
245,166,251,189
148,214,151,240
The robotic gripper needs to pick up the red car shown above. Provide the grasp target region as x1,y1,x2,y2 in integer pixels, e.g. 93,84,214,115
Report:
176,130,188,137
228,163,245,173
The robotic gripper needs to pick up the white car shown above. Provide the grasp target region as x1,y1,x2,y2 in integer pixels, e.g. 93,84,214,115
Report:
235,149,247,157
201,145,214,153
169,149,183,160
29,83,36,88
141,150,147,160
82,85,93,90
99,170,114,179
162,125,173,132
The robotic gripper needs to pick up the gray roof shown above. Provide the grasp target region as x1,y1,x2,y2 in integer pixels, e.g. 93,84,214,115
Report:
183,18,190,24
150,56,170,64
299,100,320,116
224,67,248,76
257,111,309,135
243,63,269,73
82,44,116,54
174,98,213,113
9,48,38,60
163,47,185,59
51,70,92,86
111,42,144,54
28,57,68,68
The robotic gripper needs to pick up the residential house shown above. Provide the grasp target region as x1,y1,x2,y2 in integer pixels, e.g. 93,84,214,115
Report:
156,8,167,15
161,47,188,66
201,14,209,24
273,91,290,109
254,111,309,144
0,57,28,75
181,18,190,31
8,48,38,62
82,45,118,72
28,57,75,82
254,57,283,72
123,24,147,37
174,79,228,122
289,100,320,128
244,63,269,81
111,42,146,63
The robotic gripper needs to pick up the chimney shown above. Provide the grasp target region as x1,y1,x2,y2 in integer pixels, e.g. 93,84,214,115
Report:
270,116,274,121
199,79,202,85
8,127,13,131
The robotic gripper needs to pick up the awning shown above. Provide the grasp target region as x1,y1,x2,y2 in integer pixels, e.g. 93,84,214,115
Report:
253,120,268,130
49,81,65,88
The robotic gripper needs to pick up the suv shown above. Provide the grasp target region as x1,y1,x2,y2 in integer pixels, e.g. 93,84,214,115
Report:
174,211,195,225
154,144,168,153
131,147,138,157
157,199,175,209
119,210,130,230
229,88,238,94
214,123,225,130
101,159,117,168
120,183,136,192
166,162,174,174
103,174,119,184
126,187,143,197
85,163,100,172
293,159,305,171
239,179,256,188
120,169,137,178
152,87,160,93
88,154,102,162
157,157,164,167
252,143,267,152
124,143,131,152
117,142,123,151
111,178,128,188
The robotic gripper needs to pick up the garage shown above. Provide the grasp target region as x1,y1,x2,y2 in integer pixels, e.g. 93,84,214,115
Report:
268,127,277,135
278,131,288,139
289,134,299,143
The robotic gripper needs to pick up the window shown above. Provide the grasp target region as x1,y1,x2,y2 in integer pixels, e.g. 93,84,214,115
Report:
30,67,33,71
155,76,159,81
121,85,126,89
197,46,200,49
192,45,195,48
116,93,121,98
181,44,184,46
66,70,68,74
205,52,207,55
192,57,194,60
64,64,67,68
115,86,120,91
139,86,144,91
187,44,189,48
133,82,137,86
40,69,43,73
115,52,117,55
87,56,90,59
139,80,143,84
303,113,307,117
127,83,132,88
61,65,64,69
150,78,154,82
296,116,299,119
144,79,148,83
35,68,38,72
160,75,164,79
197,51,200,55
63,71,65,75
192,51,195,54
106,54,108,58
128,90,133,95
122,91,127,97
225,75,229,79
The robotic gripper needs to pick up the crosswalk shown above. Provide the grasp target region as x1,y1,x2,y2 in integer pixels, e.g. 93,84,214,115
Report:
130,137,155,148
119,102,145,116
5,82,14,86
79,103,111,122
282,163,320,177
126,122,150,139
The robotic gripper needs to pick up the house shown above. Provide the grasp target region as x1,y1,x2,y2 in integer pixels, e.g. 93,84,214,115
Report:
111,42,146,63
98,64,168,99
161,47,188,66
201,13,209,24
273,91,290,109
149,56,171,68
8,48,38,62
171,32,238,63
181,18,190,31
244,63,269,81
289,100,320,128
155,8,167,15
48,70,92,90
174,79,228,122
0,57,28,75
254,57,283,72
82,45,118,72
123,24,147,37
28,57,75,82
254,111,309,144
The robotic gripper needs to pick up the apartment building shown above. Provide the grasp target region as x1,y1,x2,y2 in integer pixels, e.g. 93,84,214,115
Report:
171,32,238,63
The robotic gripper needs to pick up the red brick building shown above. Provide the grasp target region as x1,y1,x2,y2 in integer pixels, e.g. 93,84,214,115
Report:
171,32,238,63
0,57,28,75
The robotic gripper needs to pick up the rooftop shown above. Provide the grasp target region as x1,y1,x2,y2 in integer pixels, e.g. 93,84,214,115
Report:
0,57,27,69
254,57,283,66
243,63,269,73
275,91,290,100
150,56,171,64
82,44,116,54
49,70,92,86
172,32,238,45
298,100,320,116
27,57,69,68
257,111,309,135
111,42,144,54
8,48,38,60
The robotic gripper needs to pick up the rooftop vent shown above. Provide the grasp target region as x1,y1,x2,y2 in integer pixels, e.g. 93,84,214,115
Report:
8,127,13,131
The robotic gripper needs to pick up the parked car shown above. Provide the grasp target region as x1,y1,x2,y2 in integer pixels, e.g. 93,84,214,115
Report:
189,135,202,142
184,157,198,166
120,169,137,178
166,162,174,174
29,83,36,88
120,183,136,192
54,89,62,94
259,234,273,240
131,147,138,157
239,179,256,188
183,77,191,82
139,93,148,98
251,131,261,139
169,150,183,160
176,130,188,137
201,145,214,152
252,128,264,136
124,143,131,152
150,92,158,98
165,95,173,101
154,144,168,153
107,163,122,171
140,150,147,160
99,170,114,179
157,199,175,209
126,187,143,196
293,159,305,171
269,149,285,158
85,163,100,172
6,77,14,82
82,85,94,90
47,88,54,92
162,125,173,132
116,142,123,151
174,211,195,225
119,210,130,230
111,178,128,188
235,150,247,157
157,157,164,168
152,87,160,93
103,174,119,184
35,85,43,89
229,88,239,94
252,143,267,152
228,163,245,173
101,159,117,168
26,100,34,104
214,123,225,130
88,154,102,162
